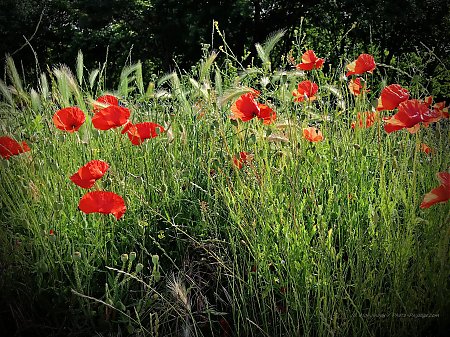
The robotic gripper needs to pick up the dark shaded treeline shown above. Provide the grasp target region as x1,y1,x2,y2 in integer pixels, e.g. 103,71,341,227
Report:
1,0,449,90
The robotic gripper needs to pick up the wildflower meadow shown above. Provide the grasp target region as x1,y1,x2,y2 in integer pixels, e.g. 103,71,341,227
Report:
0,28,449,337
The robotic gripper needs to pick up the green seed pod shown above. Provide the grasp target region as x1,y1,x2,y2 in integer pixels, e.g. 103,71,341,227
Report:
121,253,129,263
135,263,144,273
129,252,137,263
152,255,159,266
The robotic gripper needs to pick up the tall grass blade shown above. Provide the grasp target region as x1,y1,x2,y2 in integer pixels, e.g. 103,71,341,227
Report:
0,79,13,105
6,55,25,96
214,67,223,96
30,88,41,111
262,29,285,57
118,62,144,97
39,72,49,100
135,61,144,95
89,69,99,91
199,51,217,82
255,43,268,64
76,50,84,86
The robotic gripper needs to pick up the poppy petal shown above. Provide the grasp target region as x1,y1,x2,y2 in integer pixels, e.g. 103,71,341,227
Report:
376,84,410,111
437,172,450,188
352,111,378,129
303,127,323,142
420,172,450,208
92,106,131,130
93,95,119,113
70,160,109,189
420,185,449,208
348,78,368,96
293,80,318,102
233,151,253,169
78,191,126,219
346,54,376,77
230,93,260,122
297,62,315,71
384,99,440,133
0,136,31,159
296,50,324,70
53,107,86,132
420,143,433,155
257,103,276,125
126,122,165,145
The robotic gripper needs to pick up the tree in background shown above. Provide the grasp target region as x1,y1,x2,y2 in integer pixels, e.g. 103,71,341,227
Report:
1,0,449,95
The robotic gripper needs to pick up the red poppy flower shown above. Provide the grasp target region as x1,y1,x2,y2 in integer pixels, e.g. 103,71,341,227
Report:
78,191,126,220
230,93,276,125
420,172,450,209
53,107,86,132
122,122,165,145
348,78,369,96
296,50,324,71
93,95,119,113
346,54,376,77
70,160,109,189
0,136,31,159
424,96,433,106
230,93,259,122
233,151,253,169
292,80,319,102
384,99,441,133
257,103,277,125
92,105,131,130
422,99,446,127
376,84,410,111
420,143,433,155
433,101,449,119
303,126,323,142
351,111,378,129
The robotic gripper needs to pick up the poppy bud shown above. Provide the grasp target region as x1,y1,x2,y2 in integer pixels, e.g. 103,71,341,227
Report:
73,251,82,260
129,251,136,263
49,229,56,242
152,269,161,282
353,144,360,150
135,263,144,273
152,255,159,265
121,253,129,263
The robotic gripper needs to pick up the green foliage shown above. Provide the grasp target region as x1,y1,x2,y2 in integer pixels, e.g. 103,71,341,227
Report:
1,0,448,92
0,35,449,337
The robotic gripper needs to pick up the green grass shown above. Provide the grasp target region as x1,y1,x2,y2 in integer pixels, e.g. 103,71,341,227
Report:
0,38,449,337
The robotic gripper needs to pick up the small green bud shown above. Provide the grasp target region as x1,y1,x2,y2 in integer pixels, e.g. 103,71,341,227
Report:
353,143,361,150
121,253,129,263
73,251,82,260
129,252,136,263
151,255,159,265
135,263,144,273
152,269,161,282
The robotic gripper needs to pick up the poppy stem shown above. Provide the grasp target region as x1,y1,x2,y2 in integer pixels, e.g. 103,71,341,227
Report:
377,111,384,191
